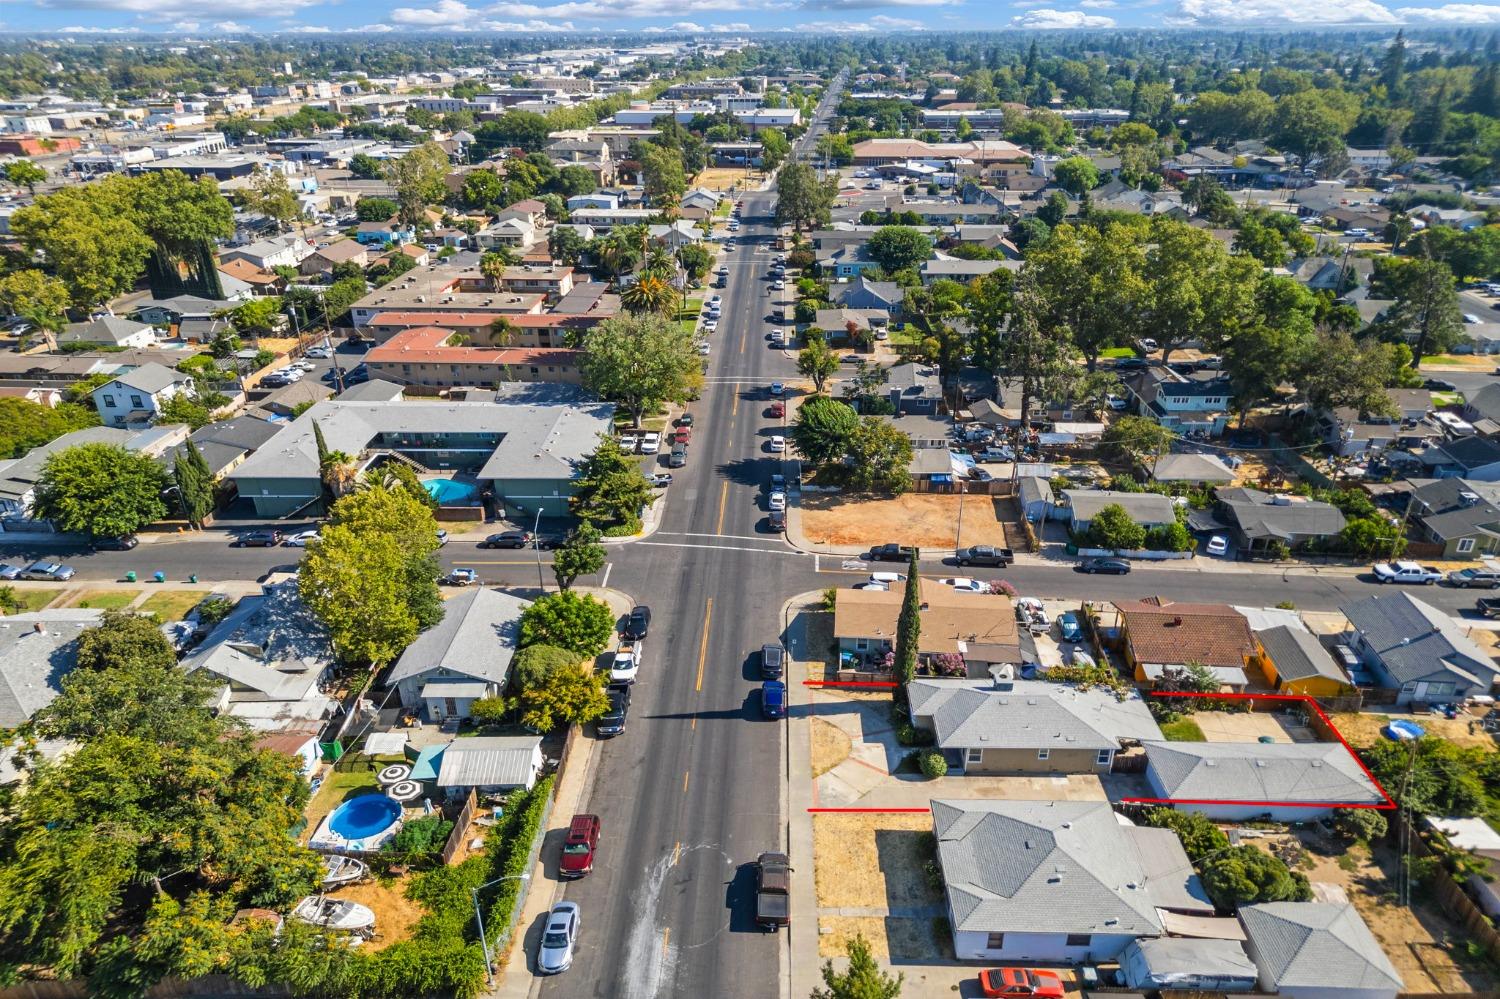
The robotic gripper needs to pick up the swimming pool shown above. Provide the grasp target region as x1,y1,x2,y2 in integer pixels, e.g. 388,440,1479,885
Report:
423,476,480,505
309,794,405,852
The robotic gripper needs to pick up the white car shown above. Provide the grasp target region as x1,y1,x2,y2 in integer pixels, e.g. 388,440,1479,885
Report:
292,359,317,371
641,432,662,454
698,342,711,356
1206,535,1229,556
867,572,906,586
768,435,786,452
283,530,321,547
773,279,785,290
854,581,889,591
703,319,718,333
938,577,987,593
768,490,786,511
304,346,333,358
1106,394,1127,410
536,902,579,975
1372,561,1442,584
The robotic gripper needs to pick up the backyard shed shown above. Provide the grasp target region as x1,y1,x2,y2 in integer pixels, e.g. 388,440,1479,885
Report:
1119,938,1258,991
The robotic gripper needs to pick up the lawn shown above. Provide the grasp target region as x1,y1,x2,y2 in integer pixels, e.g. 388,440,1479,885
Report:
66,590,138,611
1431,390,1466,408
2,588,62,613
1100,346,1137,359
302,767,383,841
713,200,731,218
138,589,209,621
1159,717,1206,741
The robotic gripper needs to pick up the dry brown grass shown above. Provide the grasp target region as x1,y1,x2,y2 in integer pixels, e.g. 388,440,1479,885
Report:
334,878,428,949
812,812,942,910
811,717,852,779
817,916,945,959
1329,711,1498,750
695,167,760,190
799,493,1011,549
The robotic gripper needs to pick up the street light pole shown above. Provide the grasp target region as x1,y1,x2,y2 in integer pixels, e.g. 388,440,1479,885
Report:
534,506,545,591
472,873,530,986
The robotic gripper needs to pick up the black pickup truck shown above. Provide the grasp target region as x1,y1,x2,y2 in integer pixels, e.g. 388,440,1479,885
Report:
955,545,1015,567
1478,597,1500,619
755,852,793,931
869,543,917,562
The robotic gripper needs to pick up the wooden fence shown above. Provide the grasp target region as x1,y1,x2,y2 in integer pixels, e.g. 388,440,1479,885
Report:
1398,813,1500,964
439,788,480,867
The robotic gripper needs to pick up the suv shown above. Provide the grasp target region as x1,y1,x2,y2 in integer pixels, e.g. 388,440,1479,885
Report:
559,814,601,879
761,643,785,679
235,530,282,547
481,531,533,549
1448,567,1500,589
669,444,688,468
598,683,630,737
622,605,651,640
1373,561,1442,585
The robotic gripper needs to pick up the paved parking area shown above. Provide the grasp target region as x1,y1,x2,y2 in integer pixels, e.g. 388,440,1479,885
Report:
1190,710,1315,743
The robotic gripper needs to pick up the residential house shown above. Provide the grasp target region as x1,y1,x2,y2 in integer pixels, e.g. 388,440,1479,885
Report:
1061,490,1176,534
1317,404,1435,460
1117,596,1259,689
495,199,547,229
217,257,287,295
832,586,1020,674
474,217,538,253
1456,322,1500,356
183,581,339,732
814,308,889,340
678,188,720,220
1238,903,1402,999
1465,383,1500,430
410,736,544,800
1340,591,1500,704
220,235,315,271
1147,453,1235,486
1144,742,1383,820
1256,624,1354,696
908,678,1162,775
566,192,619,212
647,220,704,251
1206,488,1348,554
133,294,244,340
818,243,879,279
1017,475,1055,522
1287,256,1373,295
920,259,1013,284
354,219,416,246
1421,435,1500,482
0,609,103,728
1402,478,1500,559
498,265,574,302
366,326,581,390
1122,370,1232,436
886,361,943,415
91,363,196,428
255,728,322,779
58,316,158,350
161,414,282,481
932,799,1163,962
390,587,528,723
0,426,173,519
832,276,905,317
1120,940,1259,993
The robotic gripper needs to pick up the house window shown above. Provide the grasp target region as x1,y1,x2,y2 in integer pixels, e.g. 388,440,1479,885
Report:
1096,749,1112,766
855,638,870,651
1066,934,1091,947
1458,538,1477,553
966,748,983,764
1037,748,1050,760
129,394,144,408
102,394,116,408
986,933,1005,950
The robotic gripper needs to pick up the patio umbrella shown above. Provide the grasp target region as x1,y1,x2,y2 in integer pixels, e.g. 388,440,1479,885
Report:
377,764,412,785
386,780,422,802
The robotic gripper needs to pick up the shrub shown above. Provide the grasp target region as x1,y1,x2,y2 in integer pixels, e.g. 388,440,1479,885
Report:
469,696,509,726
819,586,838,612
918,749,948,779
509,644,580,694
386,814,454,863
480,776,554,952
895,721,935,747
517,591,614,657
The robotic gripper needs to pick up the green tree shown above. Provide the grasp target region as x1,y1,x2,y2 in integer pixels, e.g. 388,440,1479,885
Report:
1143,217,1261,364
894,551,921,687
1199,845,1312,910
356,197,400,222
34,443,170,537
461,169,505,211
552,523,606,591
382,142,451,228
640,143,687,212
221,297,283,339
514,662,610,731
0,269,70,341
1023,222,1146,370
1372,256,1463,366
552,165,597,199
173,440,215,528
846,417,914,494
156,393,217,430
0,397,96,458
3,159,45,194
620,274,680,316
348,153,384,179
797,337,840,394
775,161,837,233
1086,503,1146,551
867,226,934,274
518,590,615,658
570,435,653,529
677,243,712,284
580,312,702,427
995,277,1077,423
75,609,178,672
549,225,588,266
812,932,904,999
299,526,421,665
12,179,154,309
1102,414,1173,465
1051,155,1100,196
1363,736,1497,816
759,127,790,172
1037,190,1069,228
242,166,301,231
1332,808,1388,842
792,396,861,466
510,644,582,694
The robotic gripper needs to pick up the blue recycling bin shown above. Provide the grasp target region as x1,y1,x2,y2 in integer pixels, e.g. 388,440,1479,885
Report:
153,571,165,583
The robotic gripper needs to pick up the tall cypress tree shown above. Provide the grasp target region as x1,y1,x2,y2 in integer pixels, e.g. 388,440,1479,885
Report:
174,441,215,528
893,549,922,689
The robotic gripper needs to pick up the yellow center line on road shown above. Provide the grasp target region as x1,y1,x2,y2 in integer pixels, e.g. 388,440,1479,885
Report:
732,391,740,417
682,770,691,794
714,480,729,535
695,598,713,692
662,926,670,957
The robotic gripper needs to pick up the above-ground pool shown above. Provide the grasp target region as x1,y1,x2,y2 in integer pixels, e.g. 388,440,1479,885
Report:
310,793,404,853
423,476,481,505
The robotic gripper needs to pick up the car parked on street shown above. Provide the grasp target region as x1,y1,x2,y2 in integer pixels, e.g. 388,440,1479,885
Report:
1447,567,1500,589
769,509,786,532
761,680,787,719
869,543,916,561
761,643,785,679
768,491,786,512
536,902,580,974
91,534,139,551
559,814,601,879
282,530,321,548
0,564,22,580
21,561,75,581
1077,557,1130,575
955,545,1013,567
480,531,532,549
622,605,652,640
235,530,282,547
768,435,786,452
1373,560,1442,584
598,683,630,737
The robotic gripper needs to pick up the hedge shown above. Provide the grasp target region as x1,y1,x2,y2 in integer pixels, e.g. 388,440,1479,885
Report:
480,775,555,956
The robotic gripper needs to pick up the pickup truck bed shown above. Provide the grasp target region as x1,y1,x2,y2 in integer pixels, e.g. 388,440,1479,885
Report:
755,852,792,931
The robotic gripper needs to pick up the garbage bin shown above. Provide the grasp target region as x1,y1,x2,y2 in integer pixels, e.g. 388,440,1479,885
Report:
124,571,136,583
153,571,165,583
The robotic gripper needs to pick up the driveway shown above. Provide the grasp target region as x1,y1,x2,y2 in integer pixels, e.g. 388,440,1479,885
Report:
1190,709,1316,743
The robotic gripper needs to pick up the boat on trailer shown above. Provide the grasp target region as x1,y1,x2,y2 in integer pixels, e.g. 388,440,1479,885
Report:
320,855,370,889
292,896,376,936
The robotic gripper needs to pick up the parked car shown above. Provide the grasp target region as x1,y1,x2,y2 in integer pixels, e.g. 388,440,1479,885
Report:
606,638,637,680
755,852,793,930
440,568,478,586
769,382,784,396
979,968,1066,999
21,561,74,581
768,491,786,512
91,534,139,551
1424,378,1458,392
558,814,601,879
1448,567,1500,589
536,902,579,974
939,577,987,593
769,508,787,532
669,445,688,468
1057,611,1083,643
1373,560,1442,584
304,346,332,358
672,426,692,445
0,563,23,580
480,531,532,549
1077,557,1130,575
761,680,787,719
282,530,321,548
675,413,695,427
955,545,1013,567
768,401,785,418
622,605,652,640
435,529,448,546
598,682,630,737
1206,535,1229,556
869,543,916,562
1478,597,1500,618
235,530,282,547
649,473,673,487
761,643,785,679
768,435,786,452
976,446,1016,462
641,432,662,454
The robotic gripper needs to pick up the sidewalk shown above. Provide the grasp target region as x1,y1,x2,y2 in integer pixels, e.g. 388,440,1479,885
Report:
781,592,821,999
489,585,633,999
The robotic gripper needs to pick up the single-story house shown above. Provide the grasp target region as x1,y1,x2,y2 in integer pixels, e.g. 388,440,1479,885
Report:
1256,624,1353,697
410,736,544,800
299,239,370,277
920,259,1011,284
1143,741,1386,820
90,362,196,428
355,219,416,246
678,188,720,220
1062,490,1176,533
0,609,103,729
1148,453,1235,485
933,798,1163,962
1340,591,1500,704
886,361,943,415
389,587,529,723
1117,597,1259,689
0,426,139,518
833,586,1020,673
58,315,158,349
1209,488,1347,554
832,276,905,316
1017,475,1055,522
218,257,288,295
1238,903,1402,999
255,727,322,779
908,678,1162,775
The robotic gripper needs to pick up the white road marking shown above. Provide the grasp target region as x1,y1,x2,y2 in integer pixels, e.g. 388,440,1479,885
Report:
658,531,769,542
601,562,613,589
635,541,805,556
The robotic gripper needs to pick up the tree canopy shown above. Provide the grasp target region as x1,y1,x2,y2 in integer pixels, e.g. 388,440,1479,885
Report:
579,312,702,428
34,442,171,537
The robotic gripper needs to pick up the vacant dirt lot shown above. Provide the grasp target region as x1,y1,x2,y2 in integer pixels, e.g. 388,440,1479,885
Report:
812,811,940,910
695,167,758,190
811,717,852,779
799,493,1011,549
1329,711,1498,750
818,914,948,960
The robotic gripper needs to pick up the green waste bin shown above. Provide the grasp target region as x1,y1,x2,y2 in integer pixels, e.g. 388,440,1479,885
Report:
124,571,136,582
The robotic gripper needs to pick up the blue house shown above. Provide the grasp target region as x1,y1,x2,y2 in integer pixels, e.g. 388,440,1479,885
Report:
354,219,415,246
818,244,880,279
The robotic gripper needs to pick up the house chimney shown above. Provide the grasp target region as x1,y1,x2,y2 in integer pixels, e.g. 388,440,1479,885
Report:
33,621,45,636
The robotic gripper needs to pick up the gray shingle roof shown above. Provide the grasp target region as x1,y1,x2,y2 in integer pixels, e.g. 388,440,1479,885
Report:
60,315,155,345
0,426,135,501
1064,489,1176,525
1257,625,1349,685
1143,742,1385,805
1438,435,1500,471
110,362,189,396
909,679,1162,751
0,610,103,728
389,587,529,687
1150,453,1235,484
1240,903,1402,991
1340,592,1499,687
932,799,1162,936
1216,488,1346,541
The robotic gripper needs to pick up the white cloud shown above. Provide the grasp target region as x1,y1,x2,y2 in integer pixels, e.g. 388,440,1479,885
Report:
487,0,791,17
173,18,199,28
712,20,752,27
793,18,874,28
39,0,316,16
479,16,575,26
1396,2,1500,20
391,0,476,24
346,21,396,29
212,19,249,30
282,22,332,30
870,12,925,24
54,23,142,30
1078,0,1116,7
800,0,957,8
1168,0,1398,22
1009,7,1115,24
669,19,706,27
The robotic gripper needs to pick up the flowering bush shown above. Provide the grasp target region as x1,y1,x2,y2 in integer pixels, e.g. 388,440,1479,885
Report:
989,579,1017,596
932,652,968,677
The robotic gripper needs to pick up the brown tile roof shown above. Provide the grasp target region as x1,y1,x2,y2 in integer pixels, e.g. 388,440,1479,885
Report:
218,258,281,285
833,584,1017,655
1116,597,1257,669
311,239,369,264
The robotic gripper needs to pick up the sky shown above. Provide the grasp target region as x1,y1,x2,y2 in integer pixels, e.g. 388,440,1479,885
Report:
10,0,1500,44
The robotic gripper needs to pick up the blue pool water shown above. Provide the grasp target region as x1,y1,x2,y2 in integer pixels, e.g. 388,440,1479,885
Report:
328,794,403,840
423,477,480,505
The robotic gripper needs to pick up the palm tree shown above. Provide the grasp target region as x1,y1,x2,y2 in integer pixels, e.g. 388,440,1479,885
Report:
320,449,359,498
620,274,679,316
644,246,676,278
596,240,641,281
488,316,516,348
479,248,516,289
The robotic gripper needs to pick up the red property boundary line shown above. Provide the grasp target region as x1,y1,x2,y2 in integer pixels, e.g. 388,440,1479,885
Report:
1119,690,1397,811
803,680,898,689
